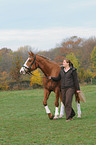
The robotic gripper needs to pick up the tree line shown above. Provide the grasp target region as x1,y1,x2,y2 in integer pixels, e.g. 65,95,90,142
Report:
0,36,96,90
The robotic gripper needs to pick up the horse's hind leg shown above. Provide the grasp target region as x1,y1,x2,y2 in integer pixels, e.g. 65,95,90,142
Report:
53,89,59,119
76,97,81,118
59,92,64,118
43,88,54,120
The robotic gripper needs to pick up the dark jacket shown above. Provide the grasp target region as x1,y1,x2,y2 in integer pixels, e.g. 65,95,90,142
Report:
51,66,80,90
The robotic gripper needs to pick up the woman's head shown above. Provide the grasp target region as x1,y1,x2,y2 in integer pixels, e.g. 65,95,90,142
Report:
63,58,73,67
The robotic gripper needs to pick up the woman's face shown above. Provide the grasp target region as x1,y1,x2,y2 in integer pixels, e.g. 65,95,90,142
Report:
63,60,69,67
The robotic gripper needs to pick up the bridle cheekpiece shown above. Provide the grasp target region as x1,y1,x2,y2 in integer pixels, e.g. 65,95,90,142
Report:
23,54,36,75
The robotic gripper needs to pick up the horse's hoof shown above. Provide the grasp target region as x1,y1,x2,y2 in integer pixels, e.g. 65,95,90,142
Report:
53,116,58,120
77,114,81,118
59,116,63,119
48,113,54,120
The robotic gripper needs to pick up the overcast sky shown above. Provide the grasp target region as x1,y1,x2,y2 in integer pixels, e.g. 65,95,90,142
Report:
0,0,96,51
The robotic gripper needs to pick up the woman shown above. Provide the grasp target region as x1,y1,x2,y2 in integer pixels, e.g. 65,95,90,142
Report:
49,59,80,121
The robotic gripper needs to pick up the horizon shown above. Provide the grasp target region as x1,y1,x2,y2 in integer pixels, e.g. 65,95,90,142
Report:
0,0,96,51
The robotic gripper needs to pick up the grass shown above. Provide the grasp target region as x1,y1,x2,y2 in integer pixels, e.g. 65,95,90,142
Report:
0,85,96,145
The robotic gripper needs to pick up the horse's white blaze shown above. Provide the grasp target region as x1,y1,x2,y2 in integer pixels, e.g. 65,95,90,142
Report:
20,58,30,74
45,105,51,114
23,57,30,67
77,102,81,118
59,102,64,118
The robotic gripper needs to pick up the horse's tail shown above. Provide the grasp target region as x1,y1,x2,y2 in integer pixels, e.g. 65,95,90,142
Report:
75,91,80,103
75,91,86,103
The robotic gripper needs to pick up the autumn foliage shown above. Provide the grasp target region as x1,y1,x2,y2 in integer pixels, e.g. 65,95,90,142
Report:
30,69,43,87
0,36,96,90
0,71,9,90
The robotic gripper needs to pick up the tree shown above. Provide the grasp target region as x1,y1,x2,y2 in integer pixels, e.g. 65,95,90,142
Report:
91,46,96,82
66,52,80,70
77,37,96,70
0,48,13,73
30,69,43,88
78,68,86,82
91,46,96,79
54,36,82,65
0,71,9,90
10,54,22,82
84,69,93,83
91,46,96,67
0,52,1,61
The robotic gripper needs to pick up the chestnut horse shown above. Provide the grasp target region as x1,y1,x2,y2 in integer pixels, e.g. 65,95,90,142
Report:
20,51,81,119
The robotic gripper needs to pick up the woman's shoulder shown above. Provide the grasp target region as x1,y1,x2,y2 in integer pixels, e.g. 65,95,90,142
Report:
72,67,77,71
60,66,64,70
70,66,77,71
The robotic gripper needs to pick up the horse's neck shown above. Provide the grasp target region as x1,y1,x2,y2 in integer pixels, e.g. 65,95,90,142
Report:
37,55,53,76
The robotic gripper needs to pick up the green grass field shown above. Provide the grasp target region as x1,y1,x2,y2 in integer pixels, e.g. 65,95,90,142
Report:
0,85,96,145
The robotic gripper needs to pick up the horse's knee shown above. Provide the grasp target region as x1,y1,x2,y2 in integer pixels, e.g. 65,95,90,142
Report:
43,99,47,106
43,89,50,106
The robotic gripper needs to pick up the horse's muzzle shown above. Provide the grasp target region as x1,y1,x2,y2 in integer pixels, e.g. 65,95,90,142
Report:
20,67,26,74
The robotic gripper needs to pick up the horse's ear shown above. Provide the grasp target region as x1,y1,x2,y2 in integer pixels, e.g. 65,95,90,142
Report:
28,51,31,56
28,51,35,57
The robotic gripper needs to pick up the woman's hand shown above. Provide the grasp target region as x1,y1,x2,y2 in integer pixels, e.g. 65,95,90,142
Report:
49,76,51,79
77,90,80,93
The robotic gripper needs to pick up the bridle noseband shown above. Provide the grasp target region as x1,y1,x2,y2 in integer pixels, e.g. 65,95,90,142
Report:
23,54,37,74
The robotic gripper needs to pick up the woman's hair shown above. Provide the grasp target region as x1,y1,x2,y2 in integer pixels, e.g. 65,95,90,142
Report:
64,58,73,67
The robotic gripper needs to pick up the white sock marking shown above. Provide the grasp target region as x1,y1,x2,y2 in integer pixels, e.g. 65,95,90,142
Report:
45,105,51,114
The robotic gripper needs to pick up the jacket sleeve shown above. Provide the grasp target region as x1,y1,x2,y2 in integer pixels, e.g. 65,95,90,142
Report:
72,70,80,90
51,72,61,81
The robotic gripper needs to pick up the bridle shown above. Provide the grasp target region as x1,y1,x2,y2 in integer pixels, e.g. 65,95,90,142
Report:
22,54,56,89
23,54,37,75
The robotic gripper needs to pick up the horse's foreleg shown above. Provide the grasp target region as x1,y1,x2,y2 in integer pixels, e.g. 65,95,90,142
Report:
43,89,54,120
54,107,59,119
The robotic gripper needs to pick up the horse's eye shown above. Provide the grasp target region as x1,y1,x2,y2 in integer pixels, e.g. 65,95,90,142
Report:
28,59,31,62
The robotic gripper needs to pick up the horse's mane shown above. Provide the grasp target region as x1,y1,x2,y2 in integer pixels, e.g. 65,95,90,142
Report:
37,54,59,65
38,54,52,61
29,51,60,66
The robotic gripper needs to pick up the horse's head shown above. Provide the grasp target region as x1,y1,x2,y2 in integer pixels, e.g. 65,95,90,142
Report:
20,52,38,75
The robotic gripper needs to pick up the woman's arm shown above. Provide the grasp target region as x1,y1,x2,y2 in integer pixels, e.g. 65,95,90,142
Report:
73,70,80,91
49,72,61,81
